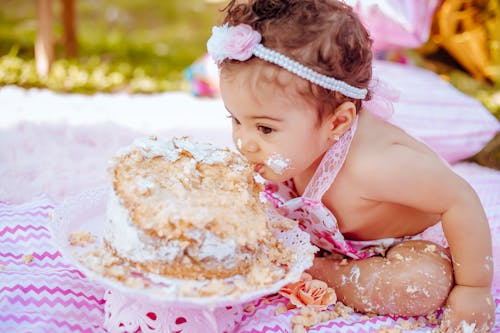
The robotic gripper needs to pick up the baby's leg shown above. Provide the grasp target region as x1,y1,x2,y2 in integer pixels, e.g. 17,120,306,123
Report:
307,240,453,316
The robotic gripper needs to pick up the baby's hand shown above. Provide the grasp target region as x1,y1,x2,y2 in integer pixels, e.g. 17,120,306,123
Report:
440,285,494,332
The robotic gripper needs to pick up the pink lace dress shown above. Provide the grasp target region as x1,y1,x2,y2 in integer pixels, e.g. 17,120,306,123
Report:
263,116,448,259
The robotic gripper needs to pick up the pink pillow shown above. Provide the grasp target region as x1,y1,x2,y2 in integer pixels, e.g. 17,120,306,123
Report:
374,60,500,163
346,0,440,52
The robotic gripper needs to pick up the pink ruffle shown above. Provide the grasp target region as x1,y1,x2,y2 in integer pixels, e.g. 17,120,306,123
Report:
364,77,401,120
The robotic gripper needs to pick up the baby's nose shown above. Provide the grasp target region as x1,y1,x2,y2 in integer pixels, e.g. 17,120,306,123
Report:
237,137,259,154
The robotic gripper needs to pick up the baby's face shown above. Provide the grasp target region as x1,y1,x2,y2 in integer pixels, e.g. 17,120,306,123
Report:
220,67,332,182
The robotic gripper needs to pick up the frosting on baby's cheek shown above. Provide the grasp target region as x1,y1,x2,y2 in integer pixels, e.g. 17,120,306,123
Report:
265,153,291,175
236,138,242,150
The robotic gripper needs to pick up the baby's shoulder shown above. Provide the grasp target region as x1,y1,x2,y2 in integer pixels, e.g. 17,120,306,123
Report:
344,125,392,169
347,132,441,181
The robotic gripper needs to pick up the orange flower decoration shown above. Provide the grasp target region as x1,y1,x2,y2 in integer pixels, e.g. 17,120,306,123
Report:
279,273,337,310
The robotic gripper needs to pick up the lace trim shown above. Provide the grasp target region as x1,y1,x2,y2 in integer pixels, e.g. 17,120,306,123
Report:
302,117,358,200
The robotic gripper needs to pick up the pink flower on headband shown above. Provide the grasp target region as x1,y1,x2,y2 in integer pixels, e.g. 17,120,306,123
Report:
207,24,262,63
226,24,262,61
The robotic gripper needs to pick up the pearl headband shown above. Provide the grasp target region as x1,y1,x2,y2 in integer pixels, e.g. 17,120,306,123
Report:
207,23,368,99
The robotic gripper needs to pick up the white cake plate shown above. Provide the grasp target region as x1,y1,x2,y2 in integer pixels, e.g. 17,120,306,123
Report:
50,186,316,333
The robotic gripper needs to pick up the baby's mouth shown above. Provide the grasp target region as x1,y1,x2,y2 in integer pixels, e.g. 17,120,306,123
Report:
254,163,264,173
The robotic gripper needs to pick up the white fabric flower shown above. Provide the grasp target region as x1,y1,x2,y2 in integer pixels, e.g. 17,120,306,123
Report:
207,23,262,63
207,24,230,63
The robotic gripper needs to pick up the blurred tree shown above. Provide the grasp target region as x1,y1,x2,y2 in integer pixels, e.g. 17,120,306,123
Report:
0,0,221,93
35,0,77,77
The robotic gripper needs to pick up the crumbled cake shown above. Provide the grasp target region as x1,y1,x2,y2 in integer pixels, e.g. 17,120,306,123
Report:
103,136,291,281
69,231,96,247
287,302,355,332
22,253,34,264
374,329,402,333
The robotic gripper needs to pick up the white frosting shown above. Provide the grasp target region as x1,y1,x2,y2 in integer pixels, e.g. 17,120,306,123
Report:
105,191,239,268
265,153,291,174
112,136,249,177
236,138,242,150
104,191,182,262
113,136,231,165
349,266,361,284
185,229,238,264
459,321,476,333
114,136,175,160
198,233,237,262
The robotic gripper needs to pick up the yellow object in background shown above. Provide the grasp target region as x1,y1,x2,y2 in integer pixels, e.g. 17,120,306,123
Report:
432,0,500,83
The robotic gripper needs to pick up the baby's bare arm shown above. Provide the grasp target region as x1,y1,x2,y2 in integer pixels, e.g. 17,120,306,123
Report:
359,144,493,288
357,144,494,330
438,181,495,332
307,240,453,316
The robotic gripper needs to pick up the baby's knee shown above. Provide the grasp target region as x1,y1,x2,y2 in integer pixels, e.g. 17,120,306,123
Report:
382,240,453,315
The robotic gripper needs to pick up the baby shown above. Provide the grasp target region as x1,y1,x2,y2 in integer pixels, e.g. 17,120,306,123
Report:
207,0,494,331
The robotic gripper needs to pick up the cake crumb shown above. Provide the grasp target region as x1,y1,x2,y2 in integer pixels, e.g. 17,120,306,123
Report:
375,329,401,333
69,231,96,247
339,258,348,266
333,301,354,319
459,321,476,333
275,304,287,315
247,265,274,285
244,304,255,313
393,253,405,261
292,324,307,333
178,280,199,297
359,314,377,321
198,279,235,296
423,244,437,253
291,305,341,330
22,254,34,264
426,311,439,325
406,285,418,294
125,277,148,288
270,215,298,230
398,319,425,330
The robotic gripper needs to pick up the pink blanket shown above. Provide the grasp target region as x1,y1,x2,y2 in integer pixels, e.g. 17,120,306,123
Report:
1,162,499,332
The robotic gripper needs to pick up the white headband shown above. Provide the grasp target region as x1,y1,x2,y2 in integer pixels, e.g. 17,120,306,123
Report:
207,23,368,99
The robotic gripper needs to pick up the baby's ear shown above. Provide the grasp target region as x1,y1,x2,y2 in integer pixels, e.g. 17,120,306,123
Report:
324,102,357,140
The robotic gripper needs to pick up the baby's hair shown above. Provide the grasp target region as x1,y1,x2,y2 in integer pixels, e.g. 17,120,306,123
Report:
219,0,373,118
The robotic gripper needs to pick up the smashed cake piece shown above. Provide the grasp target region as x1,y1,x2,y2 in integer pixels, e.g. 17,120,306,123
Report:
102,136,293,285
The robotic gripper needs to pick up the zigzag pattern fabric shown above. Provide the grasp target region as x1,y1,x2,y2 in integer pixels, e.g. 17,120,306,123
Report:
1,162,499,332
0,195,106,333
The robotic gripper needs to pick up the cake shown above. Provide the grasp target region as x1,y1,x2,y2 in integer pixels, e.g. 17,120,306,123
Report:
104,136,289,281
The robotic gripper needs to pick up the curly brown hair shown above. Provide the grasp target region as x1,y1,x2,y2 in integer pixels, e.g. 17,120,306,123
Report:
218,0,373,117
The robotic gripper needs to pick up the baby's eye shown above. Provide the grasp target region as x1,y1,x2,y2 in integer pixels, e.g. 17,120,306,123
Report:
258,125,273,134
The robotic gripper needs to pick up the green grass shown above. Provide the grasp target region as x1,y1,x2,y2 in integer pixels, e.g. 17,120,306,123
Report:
0,0,223,93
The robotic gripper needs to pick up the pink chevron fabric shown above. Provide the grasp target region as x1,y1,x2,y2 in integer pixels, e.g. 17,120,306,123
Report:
1,162,499,332
0,195,106,333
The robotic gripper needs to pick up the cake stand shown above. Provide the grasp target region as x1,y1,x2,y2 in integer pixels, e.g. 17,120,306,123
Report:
50,186,316,333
